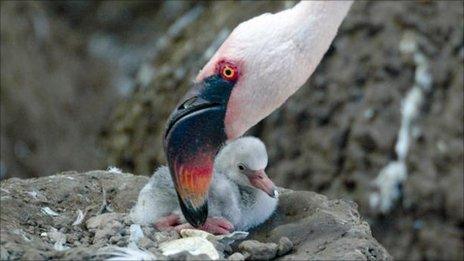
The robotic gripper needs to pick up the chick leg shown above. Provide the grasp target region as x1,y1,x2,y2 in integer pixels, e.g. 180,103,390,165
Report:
174,217,234,235
154,214,181,230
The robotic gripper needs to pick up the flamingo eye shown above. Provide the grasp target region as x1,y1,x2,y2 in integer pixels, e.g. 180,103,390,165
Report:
222,66,234,78
217,61,239,81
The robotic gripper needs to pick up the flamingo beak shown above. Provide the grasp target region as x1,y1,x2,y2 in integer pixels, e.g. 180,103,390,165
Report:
248,169,278,198
164,75,236,227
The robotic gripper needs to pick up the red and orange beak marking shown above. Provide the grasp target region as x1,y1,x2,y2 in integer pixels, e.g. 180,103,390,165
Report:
174,155,213,207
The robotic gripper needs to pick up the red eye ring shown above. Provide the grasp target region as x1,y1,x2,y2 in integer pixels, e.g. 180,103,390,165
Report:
216,60,239,82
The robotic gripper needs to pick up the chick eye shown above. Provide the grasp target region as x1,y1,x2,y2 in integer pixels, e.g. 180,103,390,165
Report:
237,163,246,171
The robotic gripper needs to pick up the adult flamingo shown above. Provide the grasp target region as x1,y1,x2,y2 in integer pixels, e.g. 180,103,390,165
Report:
164,1,353,227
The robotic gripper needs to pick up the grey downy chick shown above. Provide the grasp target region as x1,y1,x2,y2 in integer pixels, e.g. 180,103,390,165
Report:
130,136,278,233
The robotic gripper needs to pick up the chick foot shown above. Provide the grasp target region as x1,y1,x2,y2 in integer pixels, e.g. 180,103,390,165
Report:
174,217,234,235
154,214,181,231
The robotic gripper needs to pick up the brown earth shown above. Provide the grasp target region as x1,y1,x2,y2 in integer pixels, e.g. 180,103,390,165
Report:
0,170,391,260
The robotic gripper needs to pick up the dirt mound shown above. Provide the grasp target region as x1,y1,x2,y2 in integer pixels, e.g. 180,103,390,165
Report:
0,171,390,260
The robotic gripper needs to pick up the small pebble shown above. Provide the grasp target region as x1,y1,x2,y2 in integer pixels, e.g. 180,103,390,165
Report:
228,252,245,261
138,236,156,249
277,237,293,256
122,216,132,225
160,237,220,260
222,243,233,254
110,235,121,244
154,230,179,243
238,240,278,260
166,251,211,261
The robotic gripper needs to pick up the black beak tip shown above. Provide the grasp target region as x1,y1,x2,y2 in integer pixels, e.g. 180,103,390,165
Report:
178,196,208,228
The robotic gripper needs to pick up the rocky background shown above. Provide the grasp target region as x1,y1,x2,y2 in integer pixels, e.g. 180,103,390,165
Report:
1,1,463,260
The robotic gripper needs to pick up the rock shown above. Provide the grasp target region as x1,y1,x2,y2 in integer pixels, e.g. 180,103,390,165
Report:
216,231,249,246
166,251,212,261
87,213,125,245
0,246,8,261
180,229,249,248
228,252,246,261
238,240,278,260
248,188,391,260
152,230,180,244
0,171,391,260
86,213,124,230
179,229,229,254
138,236,156,249
180,229,215,239
48,228,69,251
160,237,220,260
276,237,293,256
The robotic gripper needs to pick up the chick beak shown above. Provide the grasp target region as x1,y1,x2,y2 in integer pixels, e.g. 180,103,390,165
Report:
248,169,278,198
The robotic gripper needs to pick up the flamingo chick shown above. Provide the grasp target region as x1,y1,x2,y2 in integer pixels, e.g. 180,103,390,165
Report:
131,137,277,234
